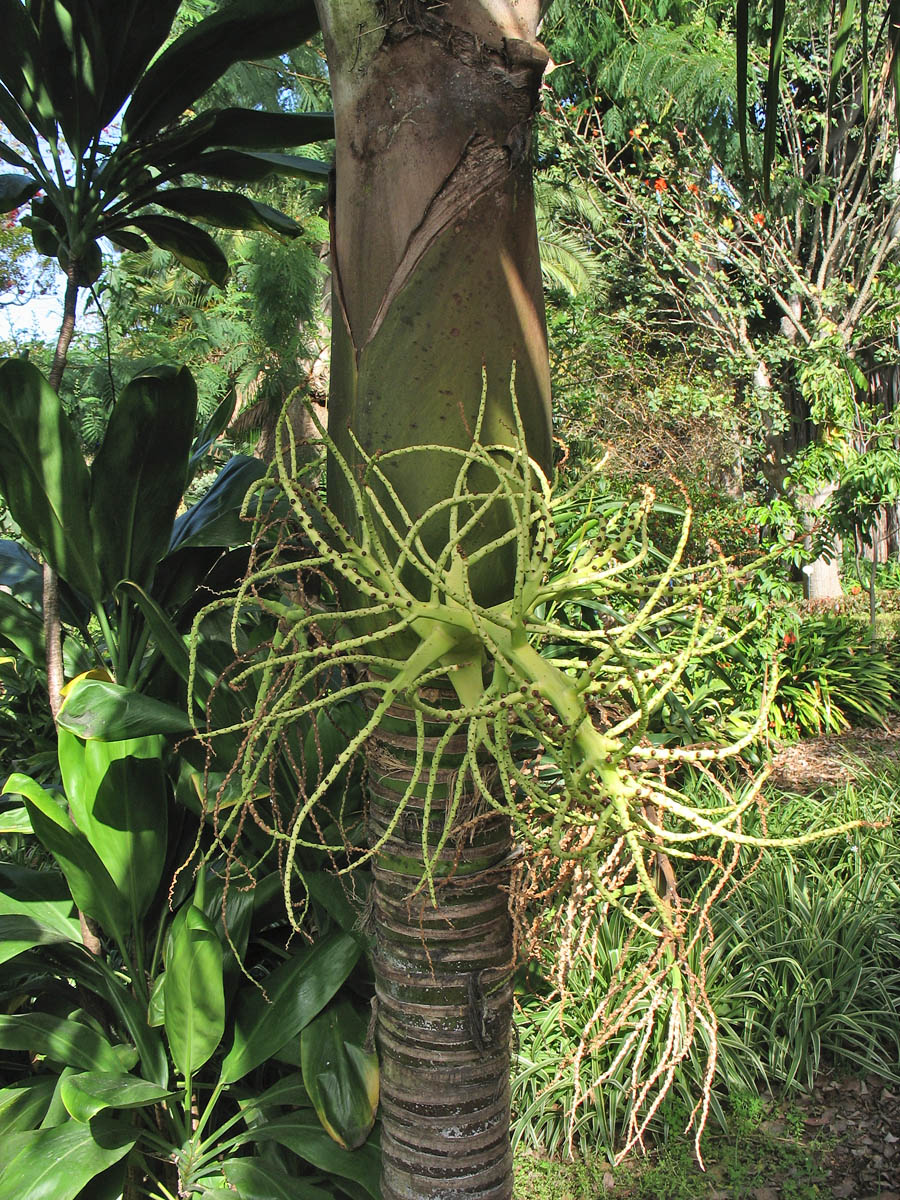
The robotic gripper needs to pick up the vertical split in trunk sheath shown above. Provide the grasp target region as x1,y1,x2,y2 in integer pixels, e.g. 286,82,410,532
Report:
365,686,515,1200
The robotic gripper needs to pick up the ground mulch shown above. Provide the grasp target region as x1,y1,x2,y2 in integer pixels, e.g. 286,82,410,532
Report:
768,717,900,792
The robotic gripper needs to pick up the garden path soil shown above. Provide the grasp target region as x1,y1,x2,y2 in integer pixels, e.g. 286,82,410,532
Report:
768,717,900,791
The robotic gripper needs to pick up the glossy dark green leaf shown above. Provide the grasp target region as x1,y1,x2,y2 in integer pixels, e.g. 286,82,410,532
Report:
57,678,193,738
166,107,334,155
128,215,229,288
104,229,149,253
220,1159,334,1200
0,913,79,965
122,0,320,139
0,589,44,663
93,1,183,131
168,455,267,551
0,131,33,170
61,1072,175,1122
0,1117,135,1200
0,1012,122,1074
220,931,360,1084
0,1079,55,1134
0,359,101,600
0,1,55,135
116,581,197,689
155,187,303,237
48,944,168,1087
0,863,77,935
0,539,42,607
163,900,225,1077
0,172,39,212
249,1117,381,1197
188,387,236,475
3,772,128,949
762,0,786,199
736,0,750,176
90,364,197,592
34,0,107,157
56,721,168,928
302,1002,379,1150
175,148,331,185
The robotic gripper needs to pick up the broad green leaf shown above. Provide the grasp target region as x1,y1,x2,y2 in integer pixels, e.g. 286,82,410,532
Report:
220,1159,334,1200
168,455,267,551
0,804,33,834
0,913,79,965
0,0,55,136
48,944,168,1088
117,581,203,693
0,172,39,212
155,187,303,237
93,1,183,131
0,360,101,600
34,0,107,157
0,863,77,938
0,1079,55,1134
57,676,194,738
105,229,148,253
0,1117,135,1200
0,538,42,606
163,900,225,1077
61,1072,175,1122
248,1117,381,1197
175,149,331,185
302,1002,379,1149
762,0,786,199
3,773,129,949
237,1071,312,1121
220,931,360,1084
0,589,44,663
188,387,236,475
122,0,320,139
128,215,229,288
0,135,31,171
0,1012,122,1074
154,107,334,156
147,973,166,1027
90,365,197,593
56,722,168,929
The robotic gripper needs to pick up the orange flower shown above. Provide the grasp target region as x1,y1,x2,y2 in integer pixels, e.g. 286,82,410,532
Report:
692,232,701,243
686,182,699,195
654,177,668,192
752,212,765,227
782,632,797,647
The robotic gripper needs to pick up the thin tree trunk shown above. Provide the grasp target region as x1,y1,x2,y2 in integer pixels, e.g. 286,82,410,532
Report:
44,267,80,719
315,4,552,1197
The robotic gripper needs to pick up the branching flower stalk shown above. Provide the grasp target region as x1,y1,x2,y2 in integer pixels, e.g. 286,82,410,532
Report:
189,384,864,1162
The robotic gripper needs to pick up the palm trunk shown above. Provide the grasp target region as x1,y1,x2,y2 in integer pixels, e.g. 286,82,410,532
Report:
314,4,552,1196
